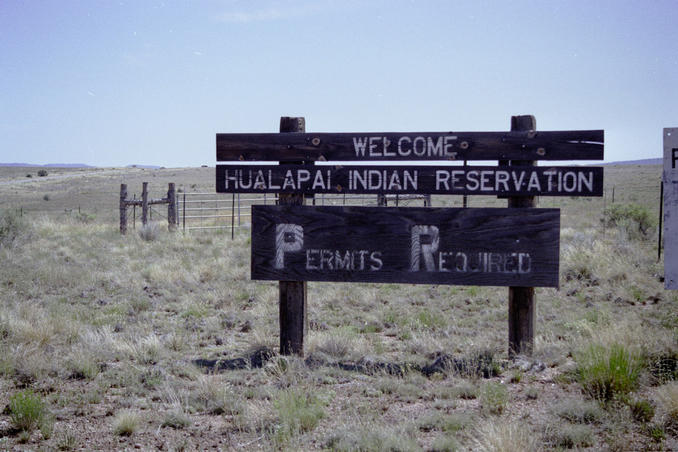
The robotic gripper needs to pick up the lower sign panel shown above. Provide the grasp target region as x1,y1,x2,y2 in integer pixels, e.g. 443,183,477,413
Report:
252,205,560,287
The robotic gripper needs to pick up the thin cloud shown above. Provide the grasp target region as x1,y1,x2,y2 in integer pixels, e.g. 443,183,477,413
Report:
214,1,339,24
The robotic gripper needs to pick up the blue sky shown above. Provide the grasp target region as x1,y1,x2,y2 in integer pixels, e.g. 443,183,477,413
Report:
1,0,676,167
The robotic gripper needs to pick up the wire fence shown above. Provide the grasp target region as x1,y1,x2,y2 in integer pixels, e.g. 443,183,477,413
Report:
176,193,431,235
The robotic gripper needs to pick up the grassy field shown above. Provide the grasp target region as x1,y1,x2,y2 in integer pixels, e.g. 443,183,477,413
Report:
0,164,675,451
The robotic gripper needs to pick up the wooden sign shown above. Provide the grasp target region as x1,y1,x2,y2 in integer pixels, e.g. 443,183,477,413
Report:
217,130,603,162
217,164,603,196
664,128,678,289
251,205,560,287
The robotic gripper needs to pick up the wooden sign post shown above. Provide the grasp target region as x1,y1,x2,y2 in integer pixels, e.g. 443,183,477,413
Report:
216,116,604,357
663,128,678,289
278,117,308,356
507,115,537,357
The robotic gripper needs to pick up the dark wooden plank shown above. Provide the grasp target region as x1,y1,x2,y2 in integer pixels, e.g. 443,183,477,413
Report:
508,114,537,357
216,130,603,162
277,116,308,357
216,164,603,196
251,205,560,287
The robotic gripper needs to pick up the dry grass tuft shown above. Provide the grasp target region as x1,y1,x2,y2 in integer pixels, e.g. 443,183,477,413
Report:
655,382,678,428
469,418,541,452
112,409,142,436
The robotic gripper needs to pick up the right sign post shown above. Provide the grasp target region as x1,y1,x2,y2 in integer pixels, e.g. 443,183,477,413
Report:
664,128,678,289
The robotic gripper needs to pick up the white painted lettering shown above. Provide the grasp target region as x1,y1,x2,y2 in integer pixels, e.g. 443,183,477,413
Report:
466,171,480,191
370,251,383,270
275,224,303,269
410,225,440,271
495,170,510,192
579,171,593,193
368,136,382,156
353,137,368,157
436,170,450,190
563,171,577,192
398,136,412,156
527,171,541,191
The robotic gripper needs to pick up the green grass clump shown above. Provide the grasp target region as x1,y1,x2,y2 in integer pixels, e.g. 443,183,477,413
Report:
161,409,191,429
273,389,327,442
418,412,471,433
574,343,644,401
545,423,594,448
630,398,655,423
431,435,460,452
9,390,50,433
479,382,508,415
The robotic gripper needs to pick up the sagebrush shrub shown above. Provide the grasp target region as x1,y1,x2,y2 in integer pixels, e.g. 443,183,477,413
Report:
9,390,49,432
0,210,27,246
603,203,656,238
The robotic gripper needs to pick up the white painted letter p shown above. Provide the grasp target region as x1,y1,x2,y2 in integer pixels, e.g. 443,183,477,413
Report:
275,224,303,269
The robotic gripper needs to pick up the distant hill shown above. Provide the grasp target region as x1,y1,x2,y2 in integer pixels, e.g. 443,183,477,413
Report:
126,164,162,169
603,158,662,166
0,163,94,168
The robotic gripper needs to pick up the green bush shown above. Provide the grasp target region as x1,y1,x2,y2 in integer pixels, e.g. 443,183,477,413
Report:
603,203,656,238
575,343,644,401
479,382,508,415
9,390,50,433
37,169,48,177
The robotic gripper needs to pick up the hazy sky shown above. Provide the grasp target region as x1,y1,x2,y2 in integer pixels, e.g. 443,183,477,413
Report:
1,1,676,167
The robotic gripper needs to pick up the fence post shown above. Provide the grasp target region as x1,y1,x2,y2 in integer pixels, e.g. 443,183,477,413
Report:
231,193,235,240
182,192,186,232
278,116,308,356
119,184,128,234
141,182,149,226
168,183,177,231
507,115,537,358
659,181,664,262
462,160,468,208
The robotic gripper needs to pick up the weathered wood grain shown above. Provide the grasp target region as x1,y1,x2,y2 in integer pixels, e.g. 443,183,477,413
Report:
277,116,308,356
251,205,560,287
216,130,603,162
216,164,603,196
507,115,537,357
